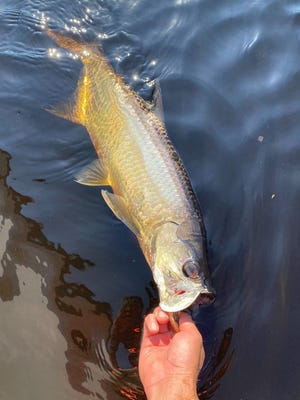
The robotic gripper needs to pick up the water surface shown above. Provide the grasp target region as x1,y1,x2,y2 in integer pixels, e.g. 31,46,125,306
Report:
0,0,300,399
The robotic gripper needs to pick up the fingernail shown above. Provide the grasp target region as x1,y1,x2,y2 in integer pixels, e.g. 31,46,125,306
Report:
151,321,157,331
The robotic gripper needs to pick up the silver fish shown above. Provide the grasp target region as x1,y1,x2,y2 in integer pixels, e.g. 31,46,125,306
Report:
47,30,215,314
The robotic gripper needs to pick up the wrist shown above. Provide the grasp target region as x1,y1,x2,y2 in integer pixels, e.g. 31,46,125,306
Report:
144,375,198,400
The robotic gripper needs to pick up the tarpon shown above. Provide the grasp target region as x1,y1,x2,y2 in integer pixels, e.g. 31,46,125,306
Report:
47,30,215,317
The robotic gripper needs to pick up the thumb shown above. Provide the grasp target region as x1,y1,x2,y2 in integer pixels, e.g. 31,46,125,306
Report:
179,312,202,338
177,312,205,371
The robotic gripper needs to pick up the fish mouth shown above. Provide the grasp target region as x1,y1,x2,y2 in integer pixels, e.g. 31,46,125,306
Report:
198,291,216,305
159,286,216,313
152,256,215,313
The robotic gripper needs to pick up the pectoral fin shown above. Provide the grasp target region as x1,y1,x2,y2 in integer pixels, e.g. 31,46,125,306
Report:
101,190,140,236
75,159,109,186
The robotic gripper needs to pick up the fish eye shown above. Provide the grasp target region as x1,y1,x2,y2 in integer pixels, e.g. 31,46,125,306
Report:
182,260,200,279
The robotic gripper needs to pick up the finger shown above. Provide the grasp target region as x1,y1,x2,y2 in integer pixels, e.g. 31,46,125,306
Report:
144,313,159,336
179,312,192,324
179,312,201,336
179,312,203,346
178,313,205,370
154,306,169,325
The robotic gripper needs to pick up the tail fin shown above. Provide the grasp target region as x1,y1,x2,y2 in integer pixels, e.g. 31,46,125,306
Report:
47,29,101,59
46,30,105,125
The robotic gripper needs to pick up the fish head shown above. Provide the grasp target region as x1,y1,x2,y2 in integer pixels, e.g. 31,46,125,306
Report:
151,221,215,313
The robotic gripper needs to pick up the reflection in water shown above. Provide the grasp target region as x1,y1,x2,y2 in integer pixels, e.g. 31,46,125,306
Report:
198,328,234,399
0,148,143,399
109,296,144,369
0,148,231,399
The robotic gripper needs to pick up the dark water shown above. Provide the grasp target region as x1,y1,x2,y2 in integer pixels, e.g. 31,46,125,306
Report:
1,0,300,399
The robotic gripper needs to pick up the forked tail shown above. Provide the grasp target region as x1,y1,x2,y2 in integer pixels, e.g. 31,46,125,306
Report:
47,29,102,59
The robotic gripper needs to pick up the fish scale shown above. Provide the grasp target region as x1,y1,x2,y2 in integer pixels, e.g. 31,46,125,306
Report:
103,103,186,227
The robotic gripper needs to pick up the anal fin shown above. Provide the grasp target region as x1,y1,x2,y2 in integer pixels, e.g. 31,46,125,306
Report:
46,98,82,125
75,159,109,186
46,67,90,126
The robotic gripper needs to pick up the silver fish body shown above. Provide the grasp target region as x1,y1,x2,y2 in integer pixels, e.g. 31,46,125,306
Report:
47,30,215,312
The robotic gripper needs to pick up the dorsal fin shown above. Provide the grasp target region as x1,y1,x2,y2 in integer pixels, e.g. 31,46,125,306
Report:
151,81,164,122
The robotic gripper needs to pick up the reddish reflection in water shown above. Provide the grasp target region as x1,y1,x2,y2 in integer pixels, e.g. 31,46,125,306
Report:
109,296,144,368
0,149,141,399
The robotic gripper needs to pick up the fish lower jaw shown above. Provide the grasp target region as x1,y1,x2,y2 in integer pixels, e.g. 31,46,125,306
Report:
159,303,188,313
159,292,200,313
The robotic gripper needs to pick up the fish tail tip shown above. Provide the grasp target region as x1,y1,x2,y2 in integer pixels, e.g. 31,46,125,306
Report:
46,29,66,46
47,29,83,51
47,28,101,58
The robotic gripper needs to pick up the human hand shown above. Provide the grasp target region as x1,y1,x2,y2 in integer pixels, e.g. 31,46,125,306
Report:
139,307,205,400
